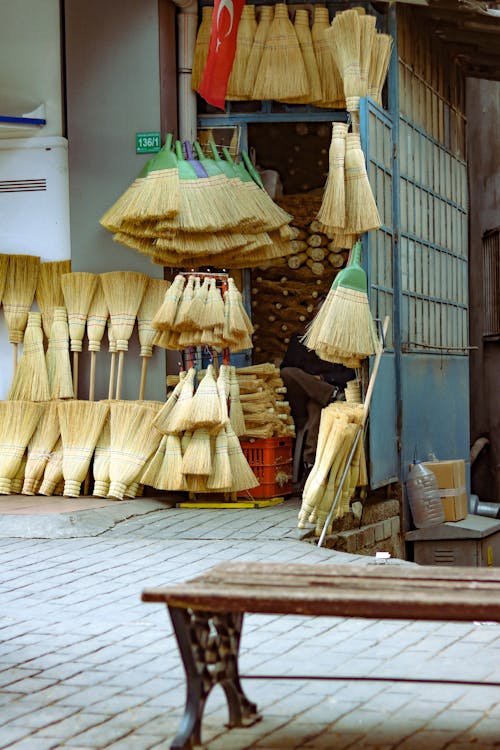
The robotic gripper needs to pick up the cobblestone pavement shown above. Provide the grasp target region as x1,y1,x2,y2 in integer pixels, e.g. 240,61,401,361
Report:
1,499,500,749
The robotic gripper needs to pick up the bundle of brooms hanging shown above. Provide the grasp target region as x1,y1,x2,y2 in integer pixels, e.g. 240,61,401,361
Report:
0,401,44,495
3,254,41,371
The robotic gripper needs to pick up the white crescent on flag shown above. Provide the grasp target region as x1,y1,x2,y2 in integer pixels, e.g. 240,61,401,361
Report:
216,0,234,50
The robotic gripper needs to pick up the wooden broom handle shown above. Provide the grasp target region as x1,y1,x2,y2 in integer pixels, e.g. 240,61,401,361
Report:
361,315,390,427
116,351,125,400
89,351,96,401
108,352,117,399
139,357,148,401
73,352,79,398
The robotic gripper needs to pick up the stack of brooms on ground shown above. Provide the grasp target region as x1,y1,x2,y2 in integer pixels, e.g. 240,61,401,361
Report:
193,4,392,111
100,136,299,270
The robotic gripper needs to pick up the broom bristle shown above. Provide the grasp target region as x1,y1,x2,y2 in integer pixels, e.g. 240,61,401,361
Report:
2,254,41,344
46,307,74,400
7,312,50,402
316,123,348,231
61,272,99,353
359,15,377,98
316,286,379,360
152,371,187,434
172,276,196,332
192,5,213,92
0,401,44,494
58,400,109,497
107,402,162,500
368,33,393,105
22,401,60,495
151,274,185,332
311,6,344,108
0,253,9,307
206,428,232,490
202,278,226,330
11,452,27,494
229,366,246,437
226,423,259,492
344,133,381,233
92,419,111,497
181,428,213,476
150,433,185,491
87,278,109,353
140,434,167,488
164,368,197,433
252,3,308,103
325,9,361,102
36,260,71,338
289,9,323,105
184,276,210,330
137,278,171,357
226,5,258,100
101,271,149,352
242,5,273,98
39,437,64,496
185,364,222,430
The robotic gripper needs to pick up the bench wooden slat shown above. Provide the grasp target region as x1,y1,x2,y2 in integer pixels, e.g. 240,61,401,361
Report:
142,562,500,622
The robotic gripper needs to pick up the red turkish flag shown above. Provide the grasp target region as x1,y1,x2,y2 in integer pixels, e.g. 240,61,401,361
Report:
198,0,246,110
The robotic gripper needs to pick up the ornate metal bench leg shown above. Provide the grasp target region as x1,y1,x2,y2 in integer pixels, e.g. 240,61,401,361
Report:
168,607,261,749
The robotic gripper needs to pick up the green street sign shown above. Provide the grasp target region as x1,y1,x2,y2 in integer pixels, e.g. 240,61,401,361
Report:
136,132,161,154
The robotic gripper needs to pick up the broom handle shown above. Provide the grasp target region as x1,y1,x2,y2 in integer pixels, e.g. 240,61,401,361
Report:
361,315,390,427
139,356,148,400
108,352,117,399
89,351,96,401
73,352,79,397
116,351,125,400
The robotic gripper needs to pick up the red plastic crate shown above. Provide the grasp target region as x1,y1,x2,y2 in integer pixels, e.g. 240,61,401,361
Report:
239,436,294,499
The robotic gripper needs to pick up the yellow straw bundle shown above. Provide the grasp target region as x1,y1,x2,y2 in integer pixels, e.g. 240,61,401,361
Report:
163,367,196,433
92,418,111,497
22,402,60,495
8,312,50,402
36,260,71,338
226,423,259,493
191,5,213,92
252,3,308,103
45,307,74,400
108,401,162,500
61,272,99,396
359,14,377,98
344,132,381,234
0,254,9,306
227,5,258,100
11,453,27,495
58,400,109,497
152,372,187,434
137,277,171,399
155,433,187,491
243,6,274,98
206,428,232,491
140,434,167,488
39,438,64,496
325,9,361,113
316,123,348,232
181,427,213,476
172,275,196,332
229,366,246,437
151,274,185,332
0,401,43,494
368,33,393,105
185,364,221,430
312,6,344,108
292,9,323,105
2,254,41,367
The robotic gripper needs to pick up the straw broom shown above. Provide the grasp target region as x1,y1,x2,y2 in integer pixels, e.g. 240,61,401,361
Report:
45,308,74,402
368,33,393,106
184,363,221,431
229,366,246,437
61,272,99,397
151,274,185,332
206,428,232,491
107,401,162,500
252,3,308,103
36,260,71,338
92,418,111,497
0,401,43,494
86,278,109,401
11,452,27,495
184,276,210,330
57,400,109,497
162,367,197,433
191,4,213,92
101,271,149,400
203,278,225,330
125,133,180,223
243,5,273,99
137,278,171,400
316,123,348,232
311,6,344,108
154,433,187,492
3,254,41,371
0,254,9,308
359,14,377,99
344,133,381,234
172,275,195,332
313,418,358,530
226,423,259,493
152,371,187,434
22,401,60,495
291,9,323,105
226,4,257,100
325,9,361,114
181,427,213,476
8,312,50,402
39,437,64,496
140,434,167,488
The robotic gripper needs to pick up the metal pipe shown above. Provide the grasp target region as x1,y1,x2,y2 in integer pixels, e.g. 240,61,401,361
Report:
171,0,198,143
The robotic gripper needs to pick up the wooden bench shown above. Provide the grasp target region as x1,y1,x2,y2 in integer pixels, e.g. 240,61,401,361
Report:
142,562,500,750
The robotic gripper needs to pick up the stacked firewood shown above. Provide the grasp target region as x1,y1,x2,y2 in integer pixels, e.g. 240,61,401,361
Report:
236,364,295,440
251,192,349,365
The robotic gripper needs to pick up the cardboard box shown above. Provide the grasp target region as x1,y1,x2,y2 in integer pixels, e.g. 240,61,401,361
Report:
422,460,467,522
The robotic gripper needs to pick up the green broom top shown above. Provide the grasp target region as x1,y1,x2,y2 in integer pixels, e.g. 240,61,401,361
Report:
209,141,239,179
175,140,200,180
333,241,367,293
241,150,266,189
193,141,224,177
147,133,178,174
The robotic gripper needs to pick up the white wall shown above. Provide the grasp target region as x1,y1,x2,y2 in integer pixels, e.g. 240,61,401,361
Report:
0,0,63,136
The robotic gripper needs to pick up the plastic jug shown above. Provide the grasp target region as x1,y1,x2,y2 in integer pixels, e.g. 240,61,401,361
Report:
406,461,445,528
